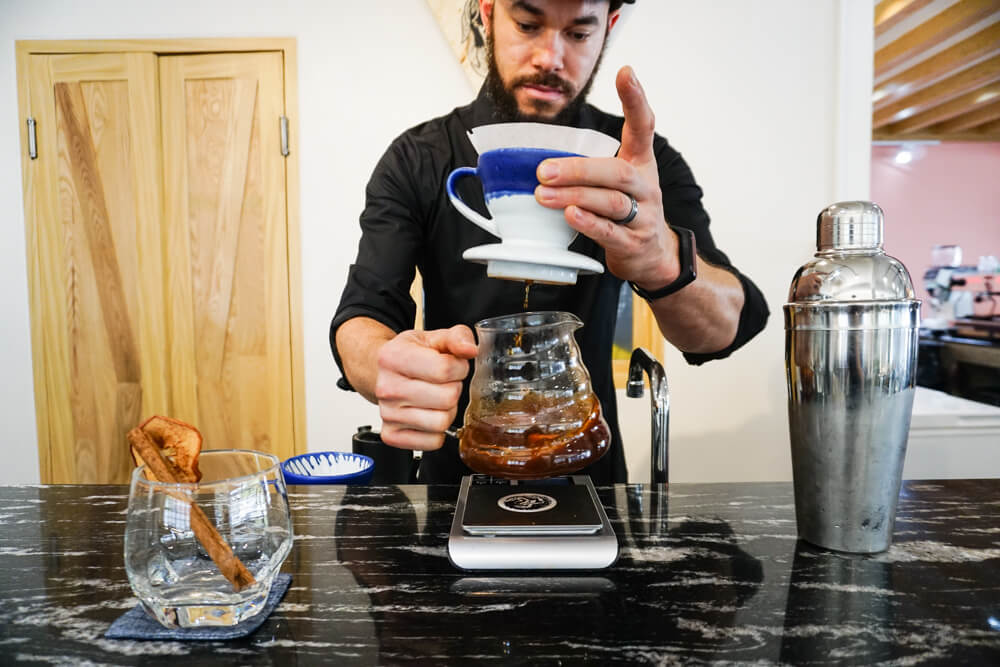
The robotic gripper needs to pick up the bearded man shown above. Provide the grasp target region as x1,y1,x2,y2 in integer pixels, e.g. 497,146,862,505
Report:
331,0,769,483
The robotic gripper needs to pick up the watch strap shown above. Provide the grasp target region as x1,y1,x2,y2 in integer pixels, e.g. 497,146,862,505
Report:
629,226,697,300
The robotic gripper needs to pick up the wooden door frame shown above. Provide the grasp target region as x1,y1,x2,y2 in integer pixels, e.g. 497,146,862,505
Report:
16,38,307,474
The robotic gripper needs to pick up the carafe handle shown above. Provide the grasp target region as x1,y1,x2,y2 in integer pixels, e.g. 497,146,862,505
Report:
446,167,500,238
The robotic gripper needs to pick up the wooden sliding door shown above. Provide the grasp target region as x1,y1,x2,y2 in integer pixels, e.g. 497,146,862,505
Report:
18,41,303,483
159,52,294,460
25,53,167,483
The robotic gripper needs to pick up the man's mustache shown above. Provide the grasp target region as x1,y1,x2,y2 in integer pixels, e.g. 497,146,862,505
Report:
510,72,574,96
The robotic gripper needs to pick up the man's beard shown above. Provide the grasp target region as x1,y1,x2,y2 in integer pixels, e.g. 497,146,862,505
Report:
484,29,606,125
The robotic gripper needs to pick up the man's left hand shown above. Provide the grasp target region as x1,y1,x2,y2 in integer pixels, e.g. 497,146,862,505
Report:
534,66,680,292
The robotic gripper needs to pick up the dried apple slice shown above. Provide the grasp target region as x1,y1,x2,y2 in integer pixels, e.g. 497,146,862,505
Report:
129,415,203,483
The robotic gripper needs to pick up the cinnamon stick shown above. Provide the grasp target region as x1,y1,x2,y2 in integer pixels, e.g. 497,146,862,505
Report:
128,428,256,592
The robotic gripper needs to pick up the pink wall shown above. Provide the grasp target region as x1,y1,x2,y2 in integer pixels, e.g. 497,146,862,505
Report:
871,142,1000,316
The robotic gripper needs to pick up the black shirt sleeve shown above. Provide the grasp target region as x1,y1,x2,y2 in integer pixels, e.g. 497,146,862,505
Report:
329,135,426,388
653,139,770,366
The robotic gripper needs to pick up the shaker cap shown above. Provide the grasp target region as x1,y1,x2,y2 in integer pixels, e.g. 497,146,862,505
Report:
817,201,883,251
786,200,917,304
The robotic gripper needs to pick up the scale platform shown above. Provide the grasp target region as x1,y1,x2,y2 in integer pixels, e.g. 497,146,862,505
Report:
447,474,618,570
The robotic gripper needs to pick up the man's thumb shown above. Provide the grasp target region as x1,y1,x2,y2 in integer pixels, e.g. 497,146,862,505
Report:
425,325,478,359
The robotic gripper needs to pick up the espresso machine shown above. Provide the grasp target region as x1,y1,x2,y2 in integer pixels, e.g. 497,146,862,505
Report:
919,247,1000,405
923,245,1000,333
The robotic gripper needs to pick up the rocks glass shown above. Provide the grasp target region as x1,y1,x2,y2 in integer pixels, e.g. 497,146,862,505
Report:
124,449,293,627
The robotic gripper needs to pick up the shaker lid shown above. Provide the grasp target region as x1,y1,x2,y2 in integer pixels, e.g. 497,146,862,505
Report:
817,201,883,251
787,200,917,304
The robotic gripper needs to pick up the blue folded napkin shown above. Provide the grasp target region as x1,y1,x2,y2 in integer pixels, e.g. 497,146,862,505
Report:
105,574,292,641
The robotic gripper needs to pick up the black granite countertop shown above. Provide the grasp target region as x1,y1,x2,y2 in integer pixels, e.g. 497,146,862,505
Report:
1,480,998,665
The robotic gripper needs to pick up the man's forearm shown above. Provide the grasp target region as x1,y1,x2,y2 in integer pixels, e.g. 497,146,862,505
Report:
647,257,745,354
335,317,396,404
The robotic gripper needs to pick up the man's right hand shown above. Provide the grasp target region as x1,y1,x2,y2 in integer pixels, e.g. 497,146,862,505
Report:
374,325,477,451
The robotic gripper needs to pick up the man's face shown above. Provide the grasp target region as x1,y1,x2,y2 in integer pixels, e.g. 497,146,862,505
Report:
481,0,616,122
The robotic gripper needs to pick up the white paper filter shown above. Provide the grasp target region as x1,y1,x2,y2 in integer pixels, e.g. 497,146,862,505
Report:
468,122,620,157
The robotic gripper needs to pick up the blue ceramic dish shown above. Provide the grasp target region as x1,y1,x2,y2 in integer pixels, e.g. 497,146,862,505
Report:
281,452,374,485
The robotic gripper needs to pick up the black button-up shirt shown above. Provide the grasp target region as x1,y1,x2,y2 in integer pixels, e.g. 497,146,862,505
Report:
331,87,769,483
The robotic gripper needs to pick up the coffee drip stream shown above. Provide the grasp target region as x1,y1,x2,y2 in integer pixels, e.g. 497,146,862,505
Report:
512,281,533,349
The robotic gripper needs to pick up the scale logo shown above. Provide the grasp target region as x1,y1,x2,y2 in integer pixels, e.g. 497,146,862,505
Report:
497,492,557,513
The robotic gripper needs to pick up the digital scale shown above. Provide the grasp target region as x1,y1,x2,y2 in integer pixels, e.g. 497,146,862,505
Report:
447,474,618,570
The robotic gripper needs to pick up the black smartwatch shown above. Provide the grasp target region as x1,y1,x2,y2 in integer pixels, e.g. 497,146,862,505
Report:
629,226,698,301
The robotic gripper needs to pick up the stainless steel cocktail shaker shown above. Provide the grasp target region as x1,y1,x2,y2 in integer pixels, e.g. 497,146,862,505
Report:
784,201,920,553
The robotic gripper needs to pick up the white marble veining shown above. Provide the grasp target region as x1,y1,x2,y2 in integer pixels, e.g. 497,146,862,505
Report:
0,481,997,664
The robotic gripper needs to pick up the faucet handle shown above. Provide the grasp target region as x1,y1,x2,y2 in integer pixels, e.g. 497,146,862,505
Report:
625,347,663,398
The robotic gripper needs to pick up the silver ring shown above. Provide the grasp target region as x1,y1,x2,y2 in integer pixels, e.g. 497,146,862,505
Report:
613,194,639,224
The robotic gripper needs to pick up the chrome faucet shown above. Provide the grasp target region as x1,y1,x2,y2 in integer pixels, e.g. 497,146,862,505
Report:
627,348,669,484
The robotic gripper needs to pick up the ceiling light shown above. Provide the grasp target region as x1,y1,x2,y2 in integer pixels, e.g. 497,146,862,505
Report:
894,149,912,165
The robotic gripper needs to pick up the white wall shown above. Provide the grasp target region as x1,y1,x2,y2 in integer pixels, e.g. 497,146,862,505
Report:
0,1,871,484
611,1,872,482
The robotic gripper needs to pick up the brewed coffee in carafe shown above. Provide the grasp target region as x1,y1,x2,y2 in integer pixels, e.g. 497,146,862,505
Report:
460,311,610,478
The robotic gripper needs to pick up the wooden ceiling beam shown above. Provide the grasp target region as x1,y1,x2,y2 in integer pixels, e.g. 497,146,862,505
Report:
970,116,1000,134
873,54,1000,128
875,0,938,38
882,81,1000,132
930,98,1000,131
874,22,1000,110
874,0,1000,77
873,116,1000,140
